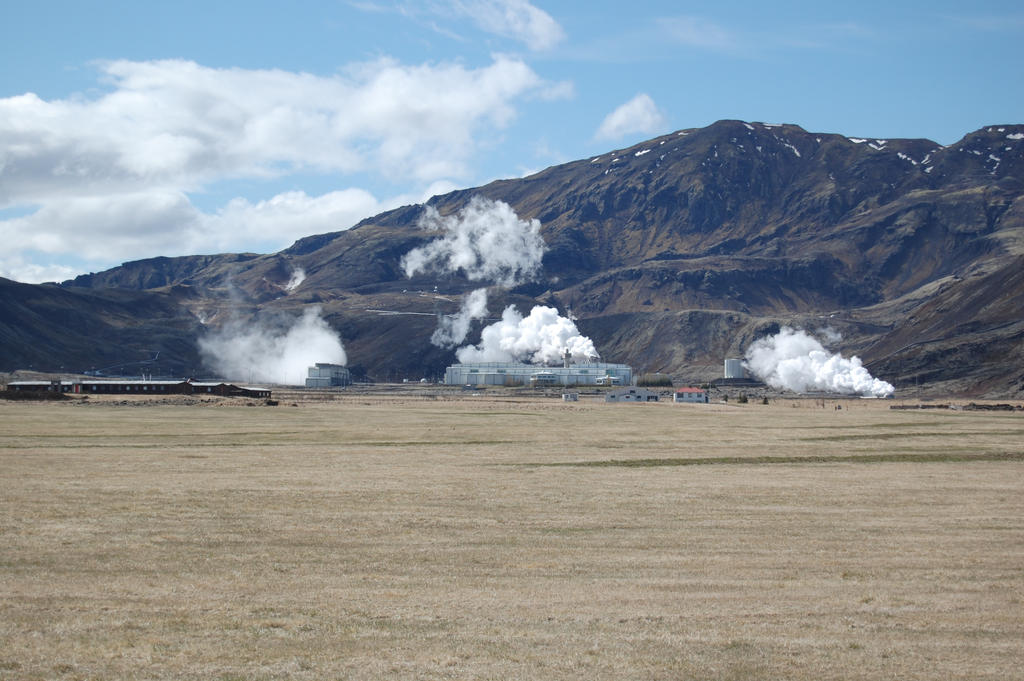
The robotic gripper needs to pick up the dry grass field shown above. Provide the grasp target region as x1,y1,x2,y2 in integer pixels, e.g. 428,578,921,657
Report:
1,393,1022,680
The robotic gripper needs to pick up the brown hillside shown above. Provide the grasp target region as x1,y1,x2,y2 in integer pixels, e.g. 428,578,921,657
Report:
2,120,1021,396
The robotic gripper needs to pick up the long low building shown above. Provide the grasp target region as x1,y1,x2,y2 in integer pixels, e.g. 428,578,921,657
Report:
444,361,633,387
7,379,271,399
606,387,660,402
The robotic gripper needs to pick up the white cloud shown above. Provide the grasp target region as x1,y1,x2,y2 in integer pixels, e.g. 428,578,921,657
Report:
0,56,568,282
447,0,566,51
595,93,667,141
0,254,79,285
0,56,552,207
416,180,463,203
0,188,388,282
204,189,384,252
0,192,198,263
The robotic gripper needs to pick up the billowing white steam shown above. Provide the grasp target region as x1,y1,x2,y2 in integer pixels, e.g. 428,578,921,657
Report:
432,287,489,348
401,196,545,287
199,305,345,385
744,327,894,397
457,304,598,365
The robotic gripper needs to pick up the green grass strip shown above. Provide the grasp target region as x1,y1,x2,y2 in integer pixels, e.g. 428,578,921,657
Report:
800,430,1024,442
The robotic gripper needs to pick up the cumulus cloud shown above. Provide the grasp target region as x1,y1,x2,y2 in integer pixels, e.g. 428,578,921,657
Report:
0,57,550,206
0,192,199,265
0,56,566,281
595,93,667,141
0,254,79,285
457,304,598,364
204,189,384,252
0,188,385,281
198,306,346,385
744,327,895,397
401,196,546,287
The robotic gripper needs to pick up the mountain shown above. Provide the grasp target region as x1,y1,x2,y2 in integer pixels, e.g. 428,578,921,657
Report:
4,120,1023,396
0,277,204,376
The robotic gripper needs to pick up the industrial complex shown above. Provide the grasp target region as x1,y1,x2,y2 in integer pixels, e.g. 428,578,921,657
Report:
4,355,745,402
444,352,633,387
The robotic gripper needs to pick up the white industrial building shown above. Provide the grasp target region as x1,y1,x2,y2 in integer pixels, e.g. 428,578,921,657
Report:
444,359,632,387
305,363,350,388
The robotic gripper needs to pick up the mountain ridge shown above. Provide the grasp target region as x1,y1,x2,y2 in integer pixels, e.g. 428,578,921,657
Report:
3,120,1022,396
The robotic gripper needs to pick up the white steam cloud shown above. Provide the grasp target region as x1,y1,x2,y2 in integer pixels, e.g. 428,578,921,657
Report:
744,327,894,397
401,196,545,287
457,304,598,365
818,326,842,344
198,306,345,385
433,287,490,348
284,268,306,291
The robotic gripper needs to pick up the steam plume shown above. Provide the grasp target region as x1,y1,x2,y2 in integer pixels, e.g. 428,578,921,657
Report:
457,304,598,365
401,196,545,287
432,287,489,348
284,268,306,291
199,305,345,385
744,327,894,397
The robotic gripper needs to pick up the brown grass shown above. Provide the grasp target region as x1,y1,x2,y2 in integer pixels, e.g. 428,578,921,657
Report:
1,395,1022,680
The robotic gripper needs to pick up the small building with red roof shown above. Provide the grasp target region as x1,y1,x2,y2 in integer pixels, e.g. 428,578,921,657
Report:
673,387,708,404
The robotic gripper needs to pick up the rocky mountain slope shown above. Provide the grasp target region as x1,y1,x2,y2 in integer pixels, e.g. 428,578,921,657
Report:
4,120,1023,396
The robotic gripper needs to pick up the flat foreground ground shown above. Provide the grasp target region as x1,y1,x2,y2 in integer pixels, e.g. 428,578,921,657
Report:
1,395,1022,680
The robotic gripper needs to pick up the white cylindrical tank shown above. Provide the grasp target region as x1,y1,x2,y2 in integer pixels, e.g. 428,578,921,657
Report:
724,358,745,379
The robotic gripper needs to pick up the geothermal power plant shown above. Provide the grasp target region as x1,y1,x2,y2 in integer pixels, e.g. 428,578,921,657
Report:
444,358,632,387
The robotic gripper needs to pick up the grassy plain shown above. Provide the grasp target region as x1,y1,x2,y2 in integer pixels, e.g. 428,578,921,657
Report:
1,394,1022,680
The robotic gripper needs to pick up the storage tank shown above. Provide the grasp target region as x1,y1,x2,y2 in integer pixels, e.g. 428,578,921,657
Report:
723,358,745,379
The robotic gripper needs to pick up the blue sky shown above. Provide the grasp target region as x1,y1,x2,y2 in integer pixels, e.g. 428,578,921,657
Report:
1,0,1021,283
